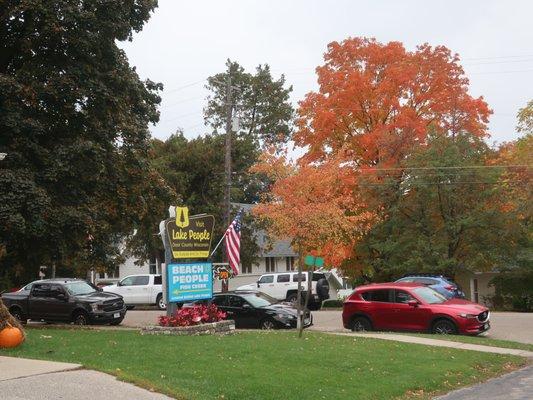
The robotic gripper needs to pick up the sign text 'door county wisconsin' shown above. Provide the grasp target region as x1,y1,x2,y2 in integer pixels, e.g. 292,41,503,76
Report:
165,208,215,259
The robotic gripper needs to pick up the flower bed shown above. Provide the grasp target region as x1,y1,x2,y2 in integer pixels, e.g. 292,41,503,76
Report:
141,320,235,336
158,304,226,327
140,304,234,336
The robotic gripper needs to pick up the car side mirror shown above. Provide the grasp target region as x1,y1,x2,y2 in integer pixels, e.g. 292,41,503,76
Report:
407,300,418,307
256,281,260,287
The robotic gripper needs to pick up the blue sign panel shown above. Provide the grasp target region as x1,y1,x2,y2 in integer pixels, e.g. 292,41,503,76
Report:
167,262,213,302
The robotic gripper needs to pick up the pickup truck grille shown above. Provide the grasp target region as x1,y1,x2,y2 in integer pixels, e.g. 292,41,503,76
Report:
102,299,124,312
477,311,489,323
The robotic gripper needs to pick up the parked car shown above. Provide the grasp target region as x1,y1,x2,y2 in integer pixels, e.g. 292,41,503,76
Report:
103,274,166,310
236,271,330,309
342,282,490,335
1,278,126,325
16,280,43,293
395,274,465,299
191,291,313,330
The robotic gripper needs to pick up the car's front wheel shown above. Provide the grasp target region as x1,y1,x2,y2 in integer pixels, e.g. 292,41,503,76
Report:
260,318,277,330
156,294,167,310
350,316,372,332
432,319,457,335
73,311,89,326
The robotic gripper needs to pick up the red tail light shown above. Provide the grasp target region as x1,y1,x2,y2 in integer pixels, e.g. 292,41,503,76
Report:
444,285,455,291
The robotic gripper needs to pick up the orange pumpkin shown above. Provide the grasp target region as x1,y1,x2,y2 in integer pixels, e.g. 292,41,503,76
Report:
0,325,24,348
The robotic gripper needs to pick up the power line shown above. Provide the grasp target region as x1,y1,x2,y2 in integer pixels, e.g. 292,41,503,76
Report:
470,69,533,75
356,164,531,172
164,79,205,94
462,54,533,61
162,96,205,108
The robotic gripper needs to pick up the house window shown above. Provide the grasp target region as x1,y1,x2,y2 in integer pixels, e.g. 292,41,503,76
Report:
285,256,295,271
149,255,157,274
265,257,276,272
241,264,252,274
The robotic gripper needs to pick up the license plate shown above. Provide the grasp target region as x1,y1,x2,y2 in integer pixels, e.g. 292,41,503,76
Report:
113,313,120,318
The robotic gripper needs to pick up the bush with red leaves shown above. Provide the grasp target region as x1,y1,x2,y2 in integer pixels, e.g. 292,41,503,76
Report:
158,304,227,327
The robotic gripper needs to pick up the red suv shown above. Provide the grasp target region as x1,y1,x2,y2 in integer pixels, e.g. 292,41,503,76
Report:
342,282,490,335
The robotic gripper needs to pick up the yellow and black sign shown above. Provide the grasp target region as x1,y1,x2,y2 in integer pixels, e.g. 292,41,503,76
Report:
165,207,215,259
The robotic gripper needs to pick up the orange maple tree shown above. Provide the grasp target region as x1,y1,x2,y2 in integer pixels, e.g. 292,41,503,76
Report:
254,37,493,270
252,149,374,267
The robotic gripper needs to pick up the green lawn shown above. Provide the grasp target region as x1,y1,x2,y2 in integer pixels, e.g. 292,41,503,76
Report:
1,328,526,400
394,332,533,352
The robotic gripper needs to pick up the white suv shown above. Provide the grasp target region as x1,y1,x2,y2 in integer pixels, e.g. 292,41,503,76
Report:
237,272,329,309
103,274,166,310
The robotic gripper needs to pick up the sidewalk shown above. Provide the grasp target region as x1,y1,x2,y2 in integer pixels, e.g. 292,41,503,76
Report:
329,332,533,358
434,365,533,400
0,356,172,400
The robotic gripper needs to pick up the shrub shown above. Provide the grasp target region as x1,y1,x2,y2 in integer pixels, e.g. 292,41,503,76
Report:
158,304,226,327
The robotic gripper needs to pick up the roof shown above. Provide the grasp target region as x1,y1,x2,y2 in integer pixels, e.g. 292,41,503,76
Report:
356,282,424,290
37,278,82,284
232,203,298,258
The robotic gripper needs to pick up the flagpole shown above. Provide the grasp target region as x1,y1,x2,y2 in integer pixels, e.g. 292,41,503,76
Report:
210,232,226,258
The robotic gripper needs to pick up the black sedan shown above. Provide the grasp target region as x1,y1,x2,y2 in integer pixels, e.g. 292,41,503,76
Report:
196,291,313,330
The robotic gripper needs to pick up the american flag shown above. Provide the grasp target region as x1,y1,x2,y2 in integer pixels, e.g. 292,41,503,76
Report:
225,210,243,276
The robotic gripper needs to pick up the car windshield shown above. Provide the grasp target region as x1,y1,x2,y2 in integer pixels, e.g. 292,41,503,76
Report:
412,287,447,304
65,281,97,296
242,292,278,308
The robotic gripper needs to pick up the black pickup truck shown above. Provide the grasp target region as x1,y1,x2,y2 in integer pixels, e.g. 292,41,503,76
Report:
1,278,127,325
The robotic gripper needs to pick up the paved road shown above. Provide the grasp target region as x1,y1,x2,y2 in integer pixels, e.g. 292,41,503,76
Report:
434,365,533,400
122,309,533,344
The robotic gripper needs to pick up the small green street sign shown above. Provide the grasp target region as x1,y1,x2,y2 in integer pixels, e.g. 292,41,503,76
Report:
304,255,325,267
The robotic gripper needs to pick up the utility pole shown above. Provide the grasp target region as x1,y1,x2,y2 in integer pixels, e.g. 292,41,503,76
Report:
224,74,233,227
222,74,233,293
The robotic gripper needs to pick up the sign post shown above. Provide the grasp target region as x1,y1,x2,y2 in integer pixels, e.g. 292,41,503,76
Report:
160,206,215,317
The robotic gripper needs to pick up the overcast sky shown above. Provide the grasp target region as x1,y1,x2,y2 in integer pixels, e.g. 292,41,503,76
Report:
121,0,533,145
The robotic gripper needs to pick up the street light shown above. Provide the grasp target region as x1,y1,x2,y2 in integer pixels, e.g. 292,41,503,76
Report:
0,153,6,161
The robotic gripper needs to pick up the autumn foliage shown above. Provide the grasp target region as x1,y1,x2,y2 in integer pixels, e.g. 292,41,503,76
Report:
254,37,493,270
295,37,491,165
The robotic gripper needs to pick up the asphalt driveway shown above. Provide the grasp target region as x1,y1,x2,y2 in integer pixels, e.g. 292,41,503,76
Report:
122,309,533,344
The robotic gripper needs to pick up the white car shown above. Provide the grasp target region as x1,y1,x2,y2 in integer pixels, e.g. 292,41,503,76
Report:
103,274,166,310
236,272,329,309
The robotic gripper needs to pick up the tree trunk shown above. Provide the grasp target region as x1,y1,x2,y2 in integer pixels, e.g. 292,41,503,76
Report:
296,242,305,337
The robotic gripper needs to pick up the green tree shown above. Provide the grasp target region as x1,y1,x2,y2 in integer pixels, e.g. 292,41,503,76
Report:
0,0,163,286
204,60,294,146
516,100,533,134
350,132,523,281
149,133,260,266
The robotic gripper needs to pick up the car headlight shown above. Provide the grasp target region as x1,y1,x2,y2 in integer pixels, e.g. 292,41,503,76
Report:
276,313,295,320
458,313,477,319
91,302,103,312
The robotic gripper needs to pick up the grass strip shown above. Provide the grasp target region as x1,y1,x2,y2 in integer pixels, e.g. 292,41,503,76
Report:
1,328,527,400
